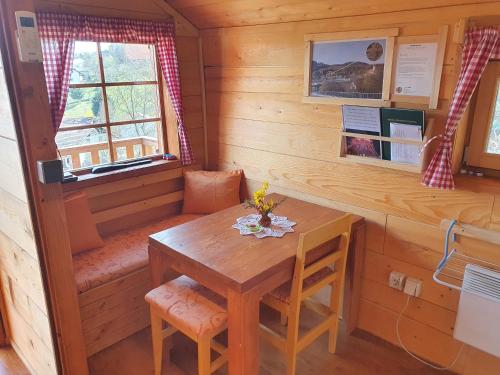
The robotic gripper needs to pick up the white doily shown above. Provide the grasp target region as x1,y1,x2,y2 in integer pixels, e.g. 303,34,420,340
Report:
232,213,296,239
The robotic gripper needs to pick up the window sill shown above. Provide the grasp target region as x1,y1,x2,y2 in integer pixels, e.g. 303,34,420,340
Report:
62,159,182,193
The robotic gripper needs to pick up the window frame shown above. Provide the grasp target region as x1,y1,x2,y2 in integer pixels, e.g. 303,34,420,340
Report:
468,61,500,170
57,41,168,172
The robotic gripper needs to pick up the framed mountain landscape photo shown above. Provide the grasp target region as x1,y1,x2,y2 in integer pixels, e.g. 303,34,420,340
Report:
303,28,398,106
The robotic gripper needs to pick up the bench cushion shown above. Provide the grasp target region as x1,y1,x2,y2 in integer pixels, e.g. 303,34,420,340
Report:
73,214,203,294
182,170,242,214
65,191,104,255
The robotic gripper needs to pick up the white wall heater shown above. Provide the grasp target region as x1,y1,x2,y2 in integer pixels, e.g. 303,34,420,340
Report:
454,264,500,358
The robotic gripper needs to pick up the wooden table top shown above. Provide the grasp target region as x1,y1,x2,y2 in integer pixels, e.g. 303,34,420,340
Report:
149,193,363,293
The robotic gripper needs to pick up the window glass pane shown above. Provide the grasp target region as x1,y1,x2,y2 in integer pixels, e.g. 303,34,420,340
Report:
486,82,500,155
61,155,73,171
133,144,142,158
107,84,160,122
79,152,92,168
110,122,161,159
115,146,127,161
55,127,109,171
101,43,157,83
98,149,111,164
62,87,105,127
70,41,100,84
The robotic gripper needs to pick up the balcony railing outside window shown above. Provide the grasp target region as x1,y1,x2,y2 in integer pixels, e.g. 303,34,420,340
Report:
59,136,159,171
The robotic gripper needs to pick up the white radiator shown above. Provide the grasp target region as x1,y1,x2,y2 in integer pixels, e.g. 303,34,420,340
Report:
454,264,500,358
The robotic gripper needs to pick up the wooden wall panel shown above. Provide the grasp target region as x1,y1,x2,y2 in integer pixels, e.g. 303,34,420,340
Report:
202,1,500,372
207,92,343,128
361,278,456,336
167,0,499,29
363,250,459,311
384,216,444,271
0,233,47,310
205,65,457,101
207,116,338,162
244,178,386,253
0,188,37,258
358,299,466,368
491,196,500,230
0,36,57,373
210,143,493,225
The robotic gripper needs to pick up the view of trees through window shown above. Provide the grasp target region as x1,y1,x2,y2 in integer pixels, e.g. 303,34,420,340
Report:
56,41,163,171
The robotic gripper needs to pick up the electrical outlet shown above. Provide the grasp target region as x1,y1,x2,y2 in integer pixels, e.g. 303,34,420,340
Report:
403,277,422,297
389,271,406,291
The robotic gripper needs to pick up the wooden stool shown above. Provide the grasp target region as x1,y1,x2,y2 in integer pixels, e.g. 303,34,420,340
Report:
145,276,228,375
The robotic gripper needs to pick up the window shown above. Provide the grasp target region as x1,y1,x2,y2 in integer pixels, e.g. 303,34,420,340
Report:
468,61,500,170
56,41,165,171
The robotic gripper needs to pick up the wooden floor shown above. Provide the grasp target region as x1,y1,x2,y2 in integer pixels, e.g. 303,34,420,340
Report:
89,306,452,375
0,346,29,375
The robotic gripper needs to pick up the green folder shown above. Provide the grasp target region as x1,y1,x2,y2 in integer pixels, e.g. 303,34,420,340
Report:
380,108,425,161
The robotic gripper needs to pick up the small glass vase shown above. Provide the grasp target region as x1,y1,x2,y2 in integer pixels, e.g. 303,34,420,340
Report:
259,212,272,227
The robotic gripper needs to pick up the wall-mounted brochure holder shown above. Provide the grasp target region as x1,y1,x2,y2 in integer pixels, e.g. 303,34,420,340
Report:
338,105,434,173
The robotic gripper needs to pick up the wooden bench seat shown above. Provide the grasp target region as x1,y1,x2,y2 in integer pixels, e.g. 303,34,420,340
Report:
63,164,204,357
73,214,203,294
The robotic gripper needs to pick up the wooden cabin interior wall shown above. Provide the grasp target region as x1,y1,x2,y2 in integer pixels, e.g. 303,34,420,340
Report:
196,1,500,373
2,0,500,373
0,20,57,375
0,0,205,372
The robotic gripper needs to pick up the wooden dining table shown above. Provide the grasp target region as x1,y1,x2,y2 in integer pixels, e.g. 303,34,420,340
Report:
148,193,365,375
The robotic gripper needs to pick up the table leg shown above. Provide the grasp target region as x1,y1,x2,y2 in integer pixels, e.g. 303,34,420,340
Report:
227,289,260,375
148,245,180,287
344,224,366,335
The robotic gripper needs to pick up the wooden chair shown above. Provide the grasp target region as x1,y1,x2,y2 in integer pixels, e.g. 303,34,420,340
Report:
145,276,228,375
260,214,352,375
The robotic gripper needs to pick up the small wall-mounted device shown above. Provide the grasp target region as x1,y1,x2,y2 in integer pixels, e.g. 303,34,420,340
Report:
37,159,63,184
15,11,43,63
403,277,422,297
389,271,406,291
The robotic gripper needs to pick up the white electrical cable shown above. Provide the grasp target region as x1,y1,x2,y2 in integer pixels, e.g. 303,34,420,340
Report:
396,295,465,371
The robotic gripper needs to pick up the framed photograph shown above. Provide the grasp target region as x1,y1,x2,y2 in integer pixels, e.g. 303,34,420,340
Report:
304,28,398,106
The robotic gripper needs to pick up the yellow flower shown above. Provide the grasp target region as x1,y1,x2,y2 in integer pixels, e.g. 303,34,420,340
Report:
252,181,272,211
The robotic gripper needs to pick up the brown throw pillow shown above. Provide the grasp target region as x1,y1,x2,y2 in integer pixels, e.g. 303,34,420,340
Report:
182,170,242,214
64,191,104,255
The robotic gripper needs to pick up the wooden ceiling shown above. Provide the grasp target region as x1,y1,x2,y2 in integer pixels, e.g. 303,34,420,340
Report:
165,0,497,29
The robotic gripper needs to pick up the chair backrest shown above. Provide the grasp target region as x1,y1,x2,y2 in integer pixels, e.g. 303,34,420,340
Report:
289,214,353,310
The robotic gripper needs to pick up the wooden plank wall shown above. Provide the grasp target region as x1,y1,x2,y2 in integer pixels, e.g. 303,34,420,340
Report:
201,2,500,373
0,37,57,374
35,0,206,166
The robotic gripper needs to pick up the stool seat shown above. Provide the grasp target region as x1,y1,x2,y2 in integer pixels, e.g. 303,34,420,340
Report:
145,276,227,340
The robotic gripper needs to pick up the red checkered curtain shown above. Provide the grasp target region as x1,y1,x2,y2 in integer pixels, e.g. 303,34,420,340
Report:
422,27,500,189
37,13,77,134
156,34,194,165
36,12,194,165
